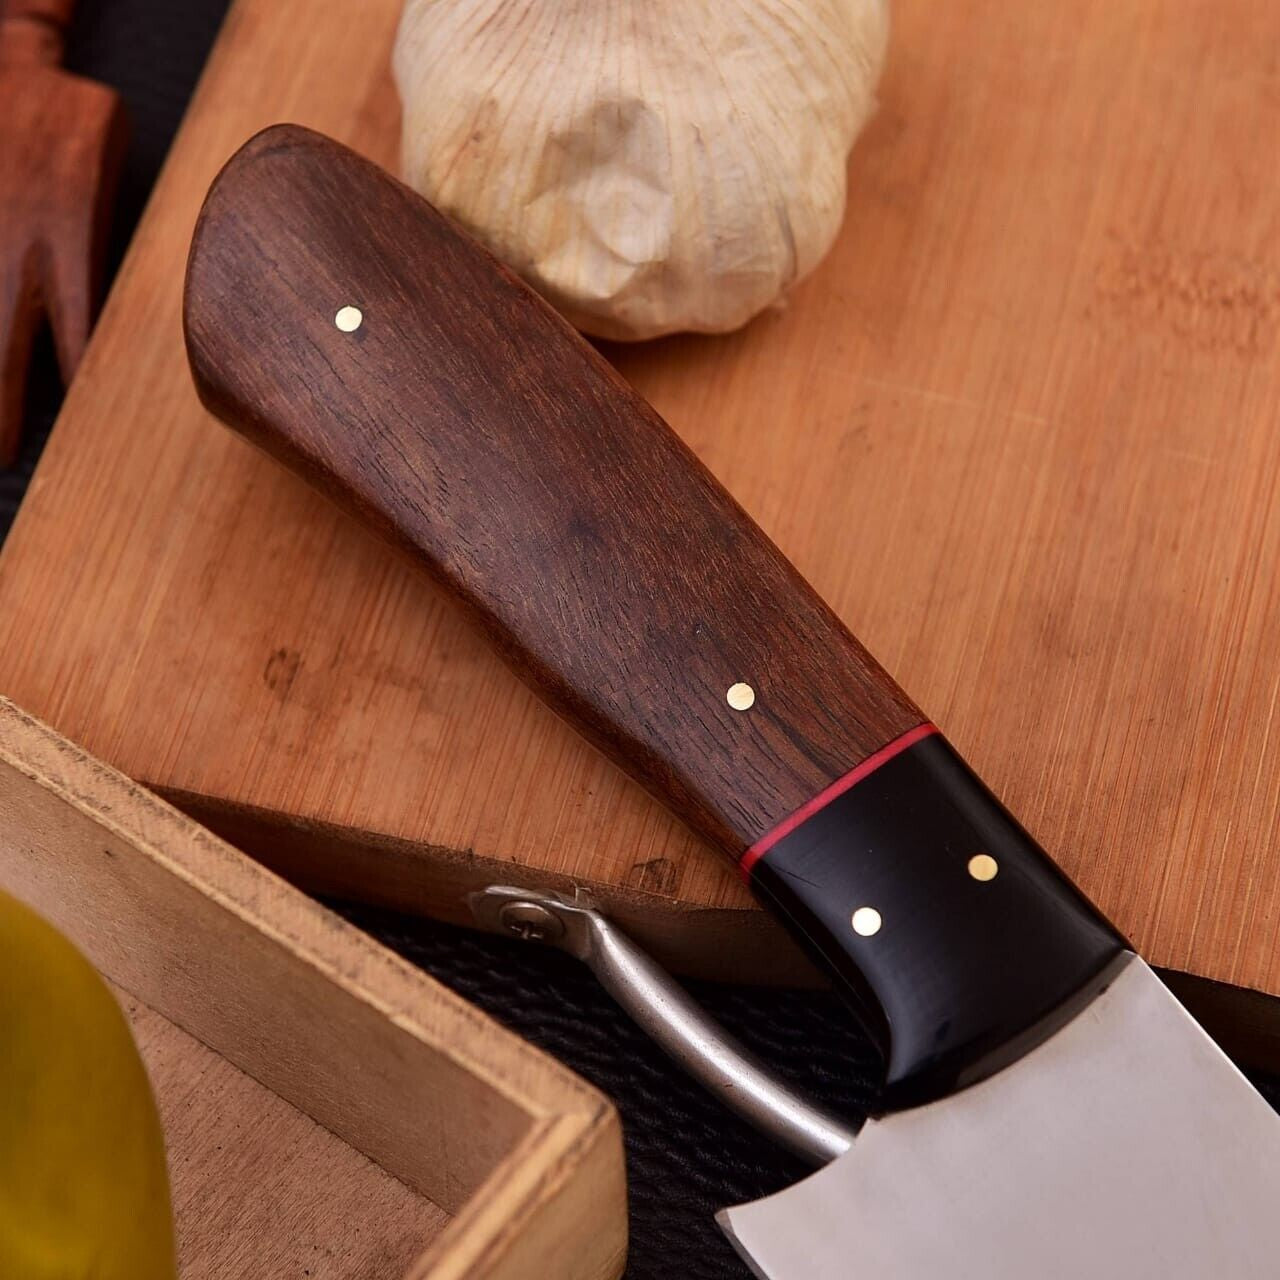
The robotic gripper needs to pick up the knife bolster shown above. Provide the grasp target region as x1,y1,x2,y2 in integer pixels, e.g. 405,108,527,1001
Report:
748,726,1127,1110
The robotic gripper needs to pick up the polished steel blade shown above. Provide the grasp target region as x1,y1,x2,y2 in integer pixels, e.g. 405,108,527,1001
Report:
719,956,1280,1278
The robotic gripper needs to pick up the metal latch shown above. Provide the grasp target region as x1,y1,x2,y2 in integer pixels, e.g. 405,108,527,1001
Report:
469,885,855,1166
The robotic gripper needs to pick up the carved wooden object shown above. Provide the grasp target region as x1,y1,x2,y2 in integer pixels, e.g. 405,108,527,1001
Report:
0,0,125,463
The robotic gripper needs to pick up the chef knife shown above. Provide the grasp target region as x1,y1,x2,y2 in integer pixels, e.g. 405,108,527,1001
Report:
183,125,1280,1276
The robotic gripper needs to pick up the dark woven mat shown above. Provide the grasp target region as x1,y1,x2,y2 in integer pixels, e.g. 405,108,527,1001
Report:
338,903,882,1280
6,5,1278,1278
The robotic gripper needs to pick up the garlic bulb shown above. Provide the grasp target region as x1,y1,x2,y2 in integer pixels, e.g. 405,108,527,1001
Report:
393,0,889,341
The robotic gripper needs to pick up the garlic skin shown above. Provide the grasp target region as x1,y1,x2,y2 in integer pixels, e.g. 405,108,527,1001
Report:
393,0,889,341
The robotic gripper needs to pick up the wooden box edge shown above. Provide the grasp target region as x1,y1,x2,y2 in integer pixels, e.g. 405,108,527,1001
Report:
0,695,627,1279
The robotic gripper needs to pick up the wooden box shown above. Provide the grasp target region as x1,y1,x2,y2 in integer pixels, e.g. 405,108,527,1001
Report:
0,697,626,1279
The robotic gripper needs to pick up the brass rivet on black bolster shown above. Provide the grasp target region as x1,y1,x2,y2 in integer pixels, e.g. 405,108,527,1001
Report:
968,853,999,881
851,906,882,936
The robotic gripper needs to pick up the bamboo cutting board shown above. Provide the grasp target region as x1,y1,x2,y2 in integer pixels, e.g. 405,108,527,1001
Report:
4,0,1280,1044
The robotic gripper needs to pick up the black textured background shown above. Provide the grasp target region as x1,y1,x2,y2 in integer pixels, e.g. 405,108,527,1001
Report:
6,5,1279,1278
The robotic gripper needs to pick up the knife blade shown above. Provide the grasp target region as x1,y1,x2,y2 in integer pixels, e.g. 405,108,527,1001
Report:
182,125,1280,1275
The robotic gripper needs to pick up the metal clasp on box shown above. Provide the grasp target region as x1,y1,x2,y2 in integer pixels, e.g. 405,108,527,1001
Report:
469,885,855,1166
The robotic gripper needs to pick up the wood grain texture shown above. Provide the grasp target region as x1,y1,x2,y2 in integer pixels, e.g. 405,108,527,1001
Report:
0,696,626,1280
0,0,125,464
121,991,447,1280
185,125,920,858
2,0,1280,1038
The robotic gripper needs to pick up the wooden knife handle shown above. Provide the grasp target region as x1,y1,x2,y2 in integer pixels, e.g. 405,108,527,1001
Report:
185,126,1124,1107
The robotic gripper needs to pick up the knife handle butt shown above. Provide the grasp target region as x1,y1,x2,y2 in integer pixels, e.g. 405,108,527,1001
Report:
184,125,1126,1108
182,124,922,857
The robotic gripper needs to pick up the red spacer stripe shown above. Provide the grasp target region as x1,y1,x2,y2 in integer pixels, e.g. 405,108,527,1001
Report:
739,722,939,881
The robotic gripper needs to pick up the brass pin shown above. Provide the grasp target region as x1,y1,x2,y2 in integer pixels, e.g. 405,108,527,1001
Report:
968,853,999,882
334,305,363,333
851,906,882,937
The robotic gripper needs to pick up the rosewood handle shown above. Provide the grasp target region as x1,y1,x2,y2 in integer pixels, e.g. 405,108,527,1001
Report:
184,126,1124,1107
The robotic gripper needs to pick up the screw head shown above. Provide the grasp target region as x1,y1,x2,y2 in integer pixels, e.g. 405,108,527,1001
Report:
497,900,565,944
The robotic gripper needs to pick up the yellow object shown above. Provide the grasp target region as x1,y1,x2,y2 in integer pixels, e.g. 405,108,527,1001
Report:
0,889,176,1279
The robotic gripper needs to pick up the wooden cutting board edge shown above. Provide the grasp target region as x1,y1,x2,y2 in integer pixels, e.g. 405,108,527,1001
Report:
172,784,1280,1072
165,784,809,980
